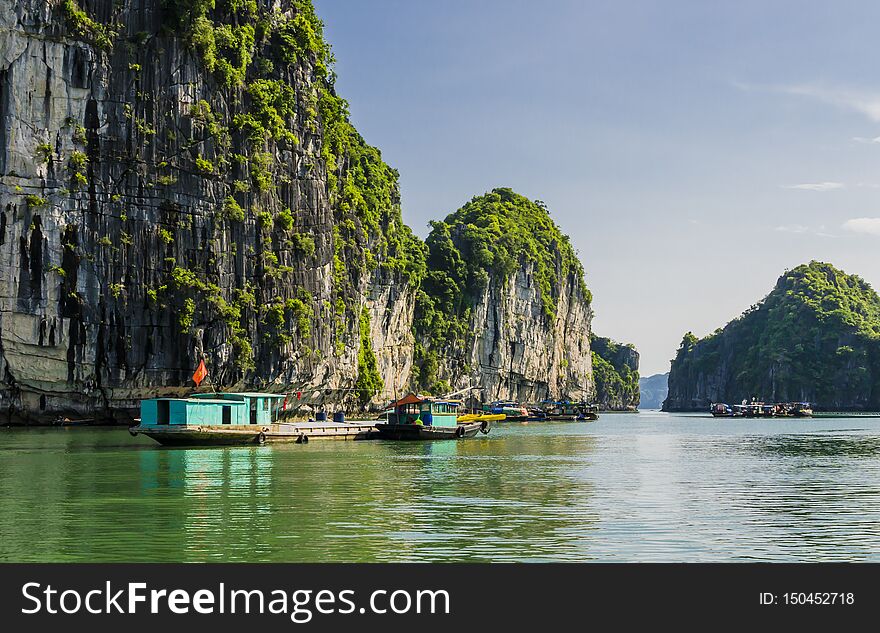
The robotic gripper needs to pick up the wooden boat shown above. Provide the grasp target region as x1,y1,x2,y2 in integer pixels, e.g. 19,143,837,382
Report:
482,401,530,421
129,392,378,446
710,401,813,419
787,403,814,417
711,403,734,417
536,400,599,421
375,393,492,441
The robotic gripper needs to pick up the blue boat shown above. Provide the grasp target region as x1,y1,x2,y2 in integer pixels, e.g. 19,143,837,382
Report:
375,393,491,440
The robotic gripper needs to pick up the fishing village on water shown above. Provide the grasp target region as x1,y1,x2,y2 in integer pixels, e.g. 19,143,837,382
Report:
3,0,880,570
128,360,602,446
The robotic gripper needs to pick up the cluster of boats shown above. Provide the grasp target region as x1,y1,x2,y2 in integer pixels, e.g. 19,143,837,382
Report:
710,401,813,418
482,400,599,421
129,392,600,447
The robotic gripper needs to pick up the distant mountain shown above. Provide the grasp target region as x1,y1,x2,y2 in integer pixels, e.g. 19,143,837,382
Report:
638,373,668,409
664,261,880,411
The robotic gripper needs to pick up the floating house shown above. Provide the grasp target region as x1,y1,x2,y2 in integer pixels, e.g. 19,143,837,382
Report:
384,393,460,427
139,392,287,427
131,392,378,446
376,393,492,440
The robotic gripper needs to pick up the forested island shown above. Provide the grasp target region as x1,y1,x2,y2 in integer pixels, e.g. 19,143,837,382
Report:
0,0,637,423
664,261,880,411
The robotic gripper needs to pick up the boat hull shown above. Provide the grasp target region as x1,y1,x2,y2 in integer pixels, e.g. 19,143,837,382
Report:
374,421,487,440
130,421,378,446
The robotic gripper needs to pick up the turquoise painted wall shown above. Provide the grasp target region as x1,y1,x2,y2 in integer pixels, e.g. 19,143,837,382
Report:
140,399,158,425
431,413,458,427
169,400,189,425
140,394,284,427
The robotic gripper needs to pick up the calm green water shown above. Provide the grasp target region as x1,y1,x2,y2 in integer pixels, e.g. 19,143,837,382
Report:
2,411,880,562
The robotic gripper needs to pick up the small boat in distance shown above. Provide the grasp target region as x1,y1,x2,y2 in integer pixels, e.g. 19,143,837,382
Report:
538,400,600,421
483,400,530,421
711,403,734,417
375,393,492,440
709,401,813,418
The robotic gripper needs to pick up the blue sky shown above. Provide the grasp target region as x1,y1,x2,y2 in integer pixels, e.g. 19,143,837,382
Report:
315,0,880,375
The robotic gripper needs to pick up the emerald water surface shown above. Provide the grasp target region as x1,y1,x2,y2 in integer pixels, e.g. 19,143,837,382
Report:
2,411,880,562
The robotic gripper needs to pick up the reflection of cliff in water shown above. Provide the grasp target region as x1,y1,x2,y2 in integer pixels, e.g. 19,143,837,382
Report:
1,427,600,562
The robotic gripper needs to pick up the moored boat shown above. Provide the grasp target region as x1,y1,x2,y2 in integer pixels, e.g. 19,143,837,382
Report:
483,401,530,421
129,392,378,446
709,401,813,418
536,399,599,421
711,403,734,417
375,394,492,440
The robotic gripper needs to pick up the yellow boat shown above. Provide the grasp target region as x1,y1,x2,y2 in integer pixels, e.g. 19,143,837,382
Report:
457,413,506,423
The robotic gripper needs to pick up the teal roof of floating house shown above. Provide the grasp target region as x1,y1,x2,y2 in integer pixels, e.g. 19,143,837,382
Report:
140,392,286,427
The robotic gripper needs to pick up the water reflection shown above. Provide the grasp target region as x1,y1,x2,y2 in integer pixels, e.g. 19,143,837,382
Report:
744,434,880,458
2,417,880,561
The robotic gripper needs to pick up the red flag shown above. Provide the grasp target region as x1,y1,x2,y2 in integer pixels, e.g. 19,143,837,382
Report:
192,359,207,387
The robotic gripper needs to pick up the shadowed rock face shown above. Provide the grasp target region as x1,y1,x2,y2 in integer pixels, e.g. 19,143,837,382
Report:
591,335,639,410
0,0,417,422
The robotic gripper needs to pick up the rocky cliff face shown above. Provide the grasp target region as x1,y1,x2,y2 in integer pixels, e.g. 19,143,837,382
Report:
411,188,595,403
0,0,421,422
438,260,592,404
664,262,880,411
590,335,639,410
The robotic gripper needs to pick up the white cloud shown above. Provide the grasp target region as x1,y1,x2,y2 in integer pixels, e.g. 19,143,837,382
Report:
775,224,835,237
779,85,880,122
853,136,880,144
734,81,880,122
782,182,845,191
843,217,880,236
775,224,810,233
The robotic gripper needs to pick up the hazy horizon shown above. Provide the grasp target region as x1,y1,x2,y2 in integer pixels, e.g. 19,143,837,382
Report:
316,0,880,375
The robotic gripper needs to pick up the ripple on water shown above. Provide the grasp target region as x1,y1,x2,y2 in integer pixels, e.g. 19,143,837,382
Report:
2,417,880,561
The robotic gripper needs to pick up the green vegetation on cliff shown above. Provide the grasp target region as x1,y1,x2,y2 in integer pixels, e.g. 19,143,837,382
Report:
666,261,880,410
590,335,639,409
412,188,588,393
151,1,423,379
355,308,384,405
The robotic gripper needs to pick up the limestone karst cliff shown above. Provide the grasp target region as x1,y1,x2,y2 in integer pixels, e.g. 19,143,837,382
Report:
0,1,638,423
411,188,591,404
590,335,639,410
0,0,423,422
664,261,880,411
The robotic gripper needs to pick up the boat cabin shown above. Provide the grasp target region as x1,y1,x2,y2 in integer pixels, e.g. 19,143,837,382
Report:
139,392,286,427
385,393,459,427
